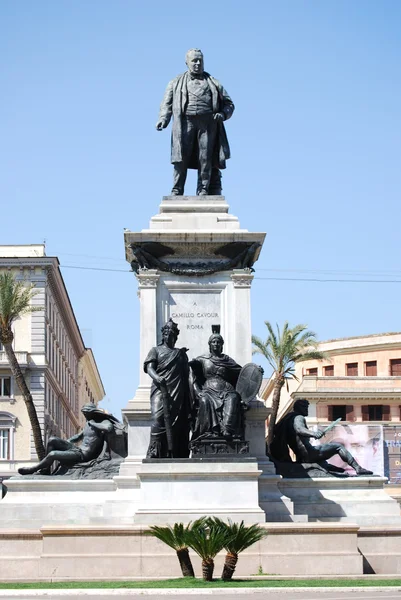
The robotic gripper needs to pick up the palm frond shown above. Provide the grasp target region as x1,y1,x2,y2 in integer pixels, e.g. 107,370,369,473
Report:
149,522,192,551
253,319,325,446
265,321,278,350
186,519,227,560
210,518,267,554
294,350,329,363
252,336,275,368
296,329,317,345
251,335,270,359
0,272,40,330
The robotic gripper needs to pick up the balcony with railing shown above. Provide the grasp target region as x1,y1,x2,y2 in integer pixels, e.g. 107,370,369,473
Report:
0,351,29,368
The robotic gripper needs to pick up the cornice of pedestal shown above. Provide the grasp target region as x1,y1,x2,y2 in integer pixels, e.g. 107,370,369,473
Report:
135,269,160,288
231,269,254,288
123,195,266,269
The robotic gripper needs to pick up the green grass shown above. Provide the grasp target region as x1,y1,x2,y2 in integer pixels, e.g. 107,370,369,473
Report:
0,578,400,589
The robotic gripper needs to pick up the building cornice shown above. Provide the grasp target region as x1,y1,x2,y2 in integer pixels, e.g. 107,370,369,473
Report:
293,392,401,401
0,257,86,359
318,342,401,357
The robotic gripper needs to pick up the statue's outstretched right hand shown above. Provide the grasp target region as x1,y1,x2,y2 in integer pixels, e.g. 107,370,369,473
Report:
156,120,166,131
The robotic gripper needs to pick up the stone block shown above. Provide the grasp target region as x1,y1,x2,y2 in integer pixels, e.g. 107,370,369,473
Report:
279,477,401,527
133,458,266,524
358,526,401,574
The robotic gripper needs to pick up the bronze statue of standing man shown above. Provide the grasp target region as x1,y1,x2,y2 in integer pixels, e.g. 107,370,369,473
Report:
145,319,192,458
156,49,235,196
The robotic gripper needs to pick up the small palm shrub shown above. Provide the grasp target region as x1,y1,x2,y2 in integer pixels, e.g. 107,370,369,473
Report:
210,517,268,580
149,517,268,581
185,518,227,581
148,522,196,577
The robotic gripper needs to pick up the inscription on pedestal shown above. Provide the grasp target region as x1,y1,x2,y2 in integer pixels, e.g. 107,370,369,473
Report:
166,290,221,358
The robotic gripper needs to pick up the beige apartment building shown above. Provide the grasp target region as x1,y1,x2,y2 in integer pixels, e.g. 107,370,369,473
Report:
261,332,401,483
0,245,105,478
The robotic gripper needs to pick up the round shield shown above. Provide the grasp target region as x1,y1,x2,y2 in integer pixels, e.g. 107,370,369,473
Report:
236,363,264,404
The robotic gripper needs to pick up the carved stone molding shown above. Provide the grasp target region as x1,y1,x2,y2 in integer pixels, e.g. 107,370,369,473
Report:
135,269,160,288
231,269,254,288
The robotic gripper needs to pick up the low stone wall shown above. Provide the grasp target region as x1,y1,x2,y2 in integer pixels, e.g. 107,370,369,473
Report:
0,523,364,580
358,527,401,575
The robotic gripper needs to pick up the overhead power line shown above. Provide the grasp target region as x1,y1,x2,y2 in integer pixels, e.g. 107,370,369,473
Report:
59,264,401,283
61,265,129,273
57,253,401,277
254,276,401,283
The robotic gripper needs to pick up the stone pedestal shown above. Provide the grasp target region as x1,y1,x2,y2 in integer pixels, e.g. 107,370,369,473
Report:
279,476,401,526
133,458,266,525
121,195,267,475
119,195,296,522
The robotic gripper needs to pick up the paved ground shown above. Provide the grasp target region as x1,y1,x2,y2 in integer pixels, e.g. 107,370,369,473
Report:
1,589,401,600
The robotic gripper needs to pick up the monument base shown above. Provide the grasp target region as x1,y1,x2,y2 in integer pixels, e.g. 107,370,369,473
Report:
0,523,366,580
133,457,266,524
1,474,400,576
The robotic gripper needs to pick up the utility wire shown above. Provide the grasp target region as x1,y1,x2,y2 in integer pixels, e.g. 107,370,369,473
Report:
57,254,401,277
61,265,130,273
257,268,401,276
254,276,401,283
59,264,401,283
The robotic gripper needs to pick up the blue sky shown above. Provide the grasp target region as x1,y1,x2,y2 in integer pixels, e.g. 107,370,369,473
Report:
1,1,400,417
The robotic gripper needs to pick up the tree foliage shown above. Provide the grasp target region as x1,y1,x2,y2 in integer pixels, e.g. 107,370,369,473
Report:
149,521,200,577
0,272,41,334
149,517,268,581
185,518,228,581
252,321,328,448
0,272,45,459
211,518,268,580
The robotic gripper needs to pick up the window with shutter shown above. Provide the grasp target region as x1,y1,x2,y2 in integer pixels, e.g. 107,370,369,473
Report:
331,405,347,420
382,405,391,421
368,405,383,421
365,361,377,376
307,368,318,375
316,404,328,420
345,405,355,421
390,359,401,376
324,365,334,376
361,405,370,421
346,363,358,376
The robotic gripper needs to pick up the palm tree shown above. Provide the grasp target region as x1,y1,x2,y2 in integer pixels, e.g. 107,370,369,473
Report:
148,522,196,577
0,272,45,460
252,321,328,449
186,518,227,581
211,518,268,580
